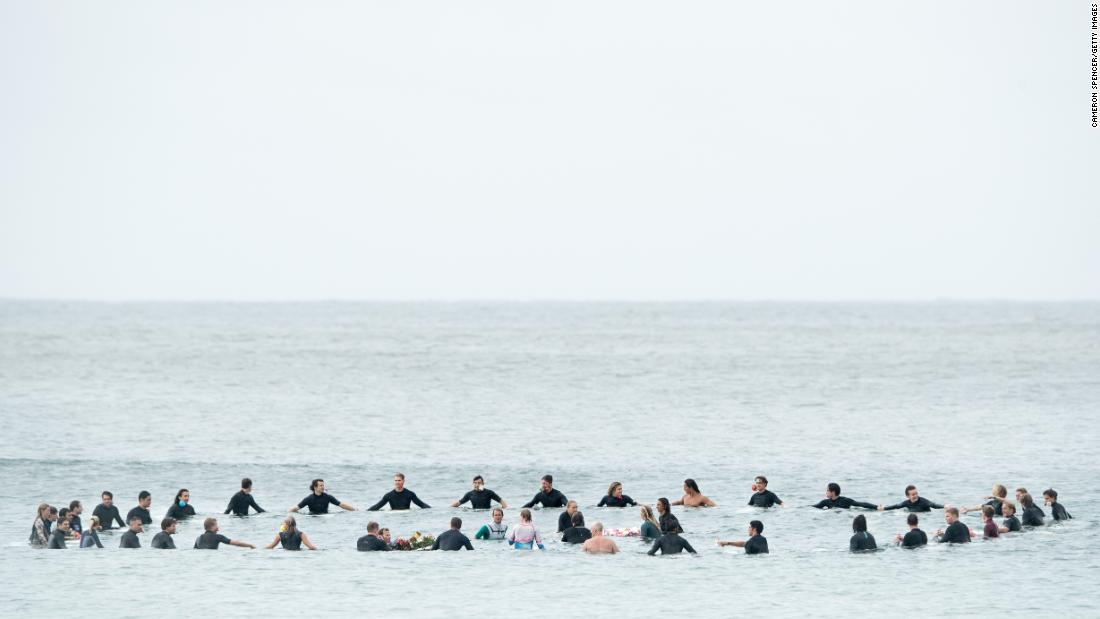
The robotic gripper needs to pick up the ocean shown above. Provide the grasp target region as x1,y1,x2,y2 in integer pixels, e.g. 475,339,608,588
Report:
1,301,1097,617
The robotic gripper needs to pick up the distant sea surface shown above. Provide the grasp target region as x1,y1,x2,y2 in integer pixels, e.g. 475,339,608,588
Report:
1,302,1097,617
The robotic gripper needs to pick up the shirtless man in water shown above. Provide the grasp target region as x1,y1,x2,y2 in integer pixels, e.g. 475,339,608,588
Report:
581,522,619,554
670,479,716,507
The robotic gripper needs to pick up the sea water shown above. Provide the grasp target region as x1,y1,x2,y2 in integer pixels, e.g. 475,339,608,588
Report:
1,301,1097,617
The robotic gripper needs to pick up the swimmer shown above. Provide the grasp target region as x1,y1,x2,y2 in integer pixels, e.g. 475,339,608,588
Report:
648,529,698,555
656,498,683,534
291,479,356,514
45,506,58,535
981,505,999,538
431,517,474,551
193,517,254,549
165,489,196,520
718,520,769,555
746,476,785,508
582,523,619,554
474,508,509,540
961,484,1007,516
368,473,431,511
934,507,971,543
67,500,84,535
849,514,877,552
1042,489,1071,521
1019,493,1045,527
561,511,592,544
998,502,1021,533
671,478,716,507
127,491,153,525
119,515,144,548
356,521,390,551
812,483,877,510
265,516,316,550
380,528,393,548
225,478,266,516
58,507,72,538
639,505,662,539
93,491,126,529
523,475,568,509
80,515,103,548
895,513,928,548
506,509,544,550
29,503,50,547
557,500,579,533
151,518,178,549
48,518,70,549
452,475,508,510
597,482,637,508
879,485,943,512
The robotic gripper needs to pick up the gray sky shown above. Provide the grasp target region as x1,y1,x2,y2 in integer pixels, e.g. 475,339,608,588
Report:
1,1,1096,301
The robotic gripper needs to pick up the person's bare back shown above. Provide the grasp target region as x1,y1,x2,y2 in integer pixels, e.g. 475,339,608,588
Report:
678,493,715,507
582,525,619,554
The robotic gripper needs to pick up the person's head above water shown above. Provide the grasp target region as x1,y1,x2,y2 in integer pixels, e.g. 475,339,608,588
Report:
1042,489,1058,504
684,479,701,495
311,479,325,494
907,513,919,528
57,518,70,532
591,522,604,536
161,517,177,534
541,475,554,492
1015,487,1027,502
608,482,623,498
905,485,919,501
36,503,50,520
472,475,484,490
656,498,670,515
1003,502,1017,516
69,500,82,515
944,507,959,523
128,515,144,532
753,476,768,492
641,504,658,525
450,517,462,530
992,484,1007,499
393,473,405,491
491,508,504,524
749,520,764,536
1019,493,1035,508
101,491,113,507
571,511,585,527
241,478,253,493
981,505,995,520
565,500,578,515
852,514,868,533
381,528,391,543
520,508,533,523
203,517,219,532
174,489,189,506
138,491,151,508
366,521,380,535
89,515,101,530
283,516,298,535
827,483,841,499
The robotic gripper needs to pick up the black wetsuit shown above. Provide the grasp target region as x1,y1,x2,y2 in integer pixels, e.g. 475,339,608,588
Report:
432,529,474,551
597,495,637,508
194,531,232,549
278,531,303,550
368,489,430,511
523,489,568,509
119,530,142,548
647,533,697,555
357,534,390,551
151,532,176,549
456,489,503,510
557,511,574,533
983,499,1004,516
744,534,769,555
748,490,782,508
165,503,196,520
562,526,592,544
882,497,943,512
70,515,83,535
93,504,125,529
1001,515,1021,532
1021,505,1045,527
813,496,877,510
127,506,152,525
937,521,970,544
1050,502,1071,521
659,513,683,534
901,528,928,548
297,492,342,514
850,532,877,552
225,491,266,516
48,528,67,549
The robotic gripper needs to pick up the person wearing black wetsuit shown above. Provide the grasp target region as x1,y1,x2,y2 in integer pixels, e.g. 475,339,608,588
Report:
48,520,70,549
452,475,508,510
597,482,637,508
849,515,877,552
880,485,943,512
523,475,568,509
265,516,316,550
935,508,971,544
165,489,196,520
67,501,84,535
656,498,683,534
92,492,125,530
719,520,769,555
1019,493,1045,526
962,484,1008,517
151,518,177,549
747,476,784,508
432,518,474,551
127,491,153,526
813,483,877,510
999,503,1022,533
1042,489,1071,521
193,517,254,549
291,479,356,514
225,478,266,516
561,512,592,544
119,516,144,548
648,531,697,555
368,473,431,511
896,513,928,548
558,501,579,533
357,521,390,551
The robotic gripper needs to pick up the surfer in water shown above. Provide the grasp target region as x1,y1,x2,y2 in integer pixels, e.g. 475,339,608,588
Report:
671,479,716,507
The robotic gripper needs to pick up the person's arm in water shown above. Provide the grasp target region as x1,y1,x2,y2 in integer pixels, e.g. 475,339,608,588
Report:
522,494,540,509
682,537,697,554
367,494,390,511
332,495,356,511
229,539,255,549
849,500,878,510
597,496,609,507
671,497,684,506
452,492,472,508
811,499,829,509
718,540,747,548
248,495,265,514
409,492,430,509
289,496,309,513
489,491,508,509
224,499,234,515
647,538,661,555
265,535,280,549
300,532,317,550
111,509,125,529
431,537,441,550
700,496,717,507
879,502,905,511
463,536,474,550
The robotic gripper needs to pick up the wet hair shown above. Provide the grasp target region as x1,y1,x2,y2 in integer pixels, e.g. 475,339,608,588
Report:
57,518,70,529
129,514,143,525
394,472,405,481
608,481,622,497
49,506,58,516
241,478,252,490
660,514,682,534
161,517,177,531
311,479,324,491
1003,502,1016,515
640,505,660,529
138,491,150,501
174,489,189,504
283,516,298,536
852,514,867,533
907,514,918,526
749,520,764,534
473,475,484,483
993,484,1007,498
69,500,81,510
1015,487,1028,495
571,511,585,527
904,485,917,495
754,476,768,487
36,503,50,519
1043,488,1058,500
367,521,380,533
520,508,533,522
101,491,113,500
450,517,462,529
684,479,701,493
58,508,70,521
827,482,841,495
1020,493,1035,508
203,517,217,531
981,505,995,519
491,507,504,518
656,497,671,514
89,515,100,525
542,474,553,484
945,507,959,518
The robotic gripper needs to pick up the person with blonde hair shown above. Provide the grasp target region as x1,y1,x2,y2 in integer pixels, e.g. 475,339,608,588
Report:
266,516,316,550
639,505,661,539
598,482,636,508
29,503,50,547
557,500,579,533
962,483,1008,516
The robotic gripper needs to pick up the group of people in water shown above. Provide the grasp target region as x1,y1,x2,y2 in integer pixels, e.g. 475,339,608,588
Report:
28,473,1072,556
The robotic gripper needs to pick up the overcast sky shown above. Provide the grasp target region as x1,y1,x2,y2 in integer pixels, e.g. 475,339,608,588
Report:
1,1,1096,301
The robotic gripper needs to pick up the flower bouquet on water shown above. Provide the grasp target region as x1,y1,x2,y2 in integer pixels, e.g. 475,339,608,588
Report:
603,527,641,537
393,531,435,551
